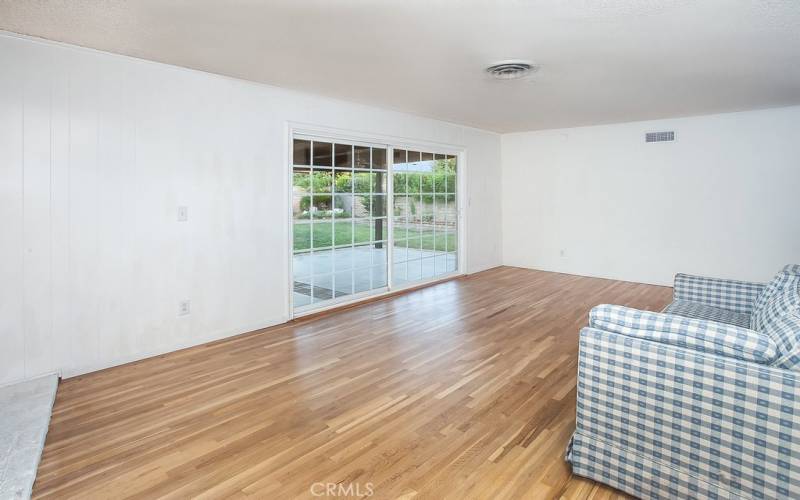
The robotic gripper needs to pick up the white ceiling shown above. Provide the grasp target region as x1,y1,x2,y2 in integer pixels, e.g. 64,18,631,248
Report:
1,0,799,132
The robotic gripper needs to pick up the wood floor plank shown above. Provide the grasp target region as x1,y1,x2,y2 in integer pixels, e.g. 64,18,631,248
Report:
34,267,672,499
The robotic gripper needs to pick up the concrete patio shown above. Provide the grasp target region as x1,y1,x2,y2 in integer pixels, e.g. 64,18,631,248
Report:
293,245,457,307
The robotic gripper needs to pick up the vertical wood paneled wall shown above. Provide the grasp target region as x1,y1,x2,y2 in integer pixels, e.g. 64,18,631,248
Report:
0,33,502,385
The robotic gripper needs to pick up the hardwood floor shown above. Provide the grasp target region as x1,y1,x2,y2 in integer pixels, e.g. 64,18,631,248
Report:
34,267,672,499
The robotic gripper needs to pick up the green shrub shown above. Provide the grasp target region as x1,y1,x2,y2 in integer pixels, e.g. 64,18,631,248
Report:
300,194,351,212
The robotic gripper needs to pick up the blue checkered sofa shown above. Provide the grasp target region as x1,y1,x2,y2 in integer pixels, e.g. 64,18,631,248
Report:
566,264,800,499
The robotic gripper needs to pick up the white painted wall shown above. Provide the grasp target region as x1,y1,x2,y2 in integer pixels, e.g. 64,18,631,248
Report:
502,106,800,287
0,33,502,386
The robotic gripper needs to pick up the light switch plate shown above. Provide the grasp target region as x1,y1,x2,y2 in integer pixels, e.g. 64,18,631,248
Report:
179,300,190,316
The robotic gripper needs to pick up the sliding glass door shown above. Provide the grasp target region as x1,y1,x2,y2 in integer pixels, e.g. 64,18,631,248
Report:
291,134,459,313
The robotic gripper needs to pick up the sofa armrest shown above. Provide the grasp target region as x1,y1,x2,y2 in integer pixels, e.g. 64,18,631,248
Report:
673,273,765,314
574,327,799,498
589,304,777,364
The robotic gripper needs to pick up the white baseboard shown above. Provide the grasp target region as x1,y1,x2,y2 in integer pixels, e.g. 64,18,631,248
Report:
60,315,289,379
467,261,503,274
502,262,673,287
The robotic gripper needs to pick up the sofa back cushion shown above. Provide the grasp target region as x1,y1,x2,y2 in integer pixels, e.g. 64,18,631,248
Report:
762,283,800,370
751,264,800,331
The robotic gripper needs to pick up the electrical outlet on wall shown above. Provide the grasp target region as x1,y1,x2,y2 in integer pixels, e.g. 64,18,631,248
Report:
179,300,191,316
177,206,189,222
559,249,566,258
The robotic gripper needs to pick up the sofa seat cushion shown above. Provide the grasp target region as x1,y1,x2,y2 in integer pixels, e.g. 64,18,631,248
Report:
664,300,751,328
589,304,778,364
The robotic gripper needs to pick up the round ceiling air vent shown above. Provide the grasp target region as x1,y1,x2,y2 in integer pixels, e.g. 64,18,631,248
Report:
485,60,538,80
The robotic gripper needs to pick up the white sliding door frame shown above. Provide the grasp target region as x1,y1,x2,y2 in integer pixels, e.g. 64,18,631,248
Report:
286,123,466,319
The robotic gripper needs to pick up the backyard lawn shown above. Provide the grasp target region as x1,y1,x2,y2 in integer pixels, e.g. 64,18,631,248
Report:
294,221,455,252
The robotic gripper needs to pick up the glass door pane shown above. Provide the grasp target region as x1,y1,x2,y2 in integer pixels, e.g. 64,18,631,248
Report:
390,149,458,287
